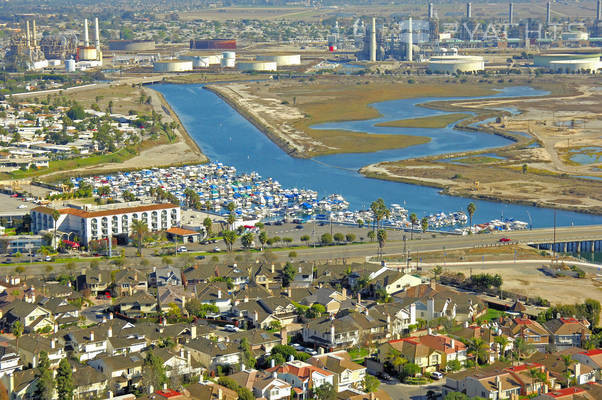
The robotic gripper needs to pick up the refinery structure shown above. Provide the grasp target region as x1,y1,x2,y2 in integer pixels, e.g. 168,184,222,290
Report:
4,17,103,72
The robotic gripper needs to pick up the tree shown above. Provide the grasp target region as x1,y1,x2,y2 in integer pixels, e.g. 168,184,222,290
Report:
143,351,167,390
306,303,326,318
282,262,296,287
513,337,533,361
377,229,387,259
259,231,268,250
494,335,509,358
300,234,310,246
447,359,462,372
223,230,237,252
240,232,254,249
402,362,421,377
468,338,488,370
370,198,390,231
203,217,212,236
56,358,74,400
409,213,418,240
421,216,429,233
312,382,336,400
12,321,23,352
444,393,470,400
363,375,380,393
240,338,256,369
227,212,236,229
467,202,476,231
333,232,345,243
131,219,148,256
432,265,443,282
367,230,375,242
51,209,61,249
320,233,333,245
561,354,574,387
345,233,356,242
34,351,54,400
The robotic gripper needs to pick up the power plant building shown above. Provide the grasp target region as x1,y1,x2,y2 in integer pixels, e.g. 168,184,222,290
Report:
190,39,236,50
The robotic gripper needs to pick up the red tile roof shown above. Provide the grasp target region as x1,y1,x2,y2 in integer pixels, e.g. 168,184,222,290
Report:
581,348,602,356
166,227,199,236
544,387,585,398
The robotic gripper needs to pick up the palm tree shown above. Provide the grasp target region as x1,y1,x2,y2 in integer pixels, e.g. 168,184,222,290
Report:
561,354,574,387
203,217,212,237
131,219,148,257
223,230,237,252
12,321,23,352
467,202,476,233
432,265,443,282
409,213,418,240
376,229,387,260
227,213,236,230
468,338,488,370
513,337,533,362
494,335,509,359
421,217,429,234
51,209,60,250
370,198,390,231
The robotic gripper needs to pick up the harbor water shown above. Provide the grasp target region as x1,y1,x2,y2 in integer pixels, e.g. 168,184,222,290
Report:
153,84,602,228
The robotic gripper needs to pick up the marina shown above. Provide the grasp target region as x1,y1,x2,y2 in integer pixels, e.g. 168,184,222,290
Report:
151,83,602,229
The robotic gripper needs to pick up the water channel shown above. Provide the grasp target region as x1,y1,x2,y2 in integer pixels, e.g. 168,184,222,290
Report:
153,84,602,228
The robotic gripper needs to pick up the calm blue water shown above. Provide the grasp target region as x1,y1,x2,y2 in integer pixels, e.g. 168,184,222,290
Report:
153,84,602,228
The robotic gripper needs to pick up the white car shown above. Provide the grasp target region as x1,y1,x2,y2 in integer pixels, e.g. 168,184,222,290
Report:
291,343,304,351
431,371,444,380
177,246,187,253
17,204,27,209
224,324,239,332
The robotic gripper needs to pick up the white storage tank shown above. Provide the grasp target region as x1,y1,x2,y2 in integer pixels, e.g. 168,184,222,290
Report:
223,51,236,60
238,61,277,72
221,58,236,68
549,59,601,73
256,54,301,66
207,54,223,65
180,56,210,68
65,59,76,72
153,60,193,72
428,55,485,73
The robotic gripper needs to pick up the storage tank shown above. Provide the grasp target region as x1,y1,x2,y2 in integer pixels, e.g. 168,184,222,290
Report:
207,54,223,65
256,54,301,66
108,40,156,51
549,59,601,73
534,53,601,67
153,60,193,72
221,58,236,68
180,56,210,68
65,59,76,72
428,55,485,73
238,61,277,72
189,39,237,50
223,51,236,60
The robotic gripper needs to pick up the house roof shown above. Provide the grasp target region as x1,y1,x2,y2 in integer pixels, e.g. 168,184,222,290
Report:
186,382,238,400
166,227,199,236
266,360,334,383
308,351,366,374
544,318,591,336
184,337,241,357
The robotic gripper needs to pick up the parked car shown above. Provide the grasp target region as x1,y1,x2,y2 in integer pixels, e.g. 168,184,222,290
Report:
379,372,393,382
499,237,511,242
177,246,188,253
213,247,221,253
44,255,52,262
196,255,206,260
291,343,304,351
431,371,444,380
224,324,239,332
295,225,304,229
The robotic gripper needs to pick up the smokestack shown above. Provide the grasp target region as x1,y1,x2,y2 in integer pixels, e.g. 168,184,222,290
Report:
26,21,31,48
84,18,90,47
466,2,472,19
509,3,514,25
546,2,551,25
32,20,37,47
598,0,601,21
94,17,100,50
428,3,434,19
370,17,376,62
407,17,413,62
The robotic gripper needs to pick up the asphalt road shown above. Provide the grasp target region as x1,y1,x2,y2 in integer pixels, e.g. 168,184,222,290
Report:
380,378,446,400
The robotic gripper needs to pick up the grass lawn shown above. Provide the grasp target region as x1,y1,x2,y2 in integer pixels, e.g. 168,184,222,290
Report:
479,308,507,322
348,347,371,363
375,113,471,129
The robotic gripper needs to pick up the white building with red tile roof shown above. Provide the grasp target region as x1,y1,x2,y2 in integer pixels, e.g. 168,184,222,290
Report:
31,202,180,245
266,360,335,400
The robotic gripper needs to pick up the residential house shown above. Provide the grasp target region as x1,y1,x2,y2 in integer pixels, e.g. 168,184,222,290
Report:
88,353,145,394
534,387,591,400
500,317,550,352
267,360,335,400
543,318,591,350
572,348,602,380
378,337,444,374
186,382,239,400
253,296,298,329
153,347,203,379
290,263,314,288
230,369,292,400
72,363,108,399
114,291,158,317
15,334,66,367
368,269,422,296
2,369,37,400
37,297,79,327
0,301,54,333
368,302,416,338
183,264,249,288
76,270,112,297
300,287,348,315
0,346,21,378
253,263,280,289
149,266,182,287
183,337,241,371
64,327,110,362
228,329,283,358
112,268,148,297
193,282,232,312
529,349,596,386
394,281,484,322
307,350,367,392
